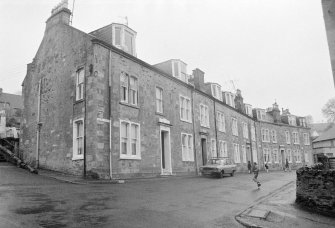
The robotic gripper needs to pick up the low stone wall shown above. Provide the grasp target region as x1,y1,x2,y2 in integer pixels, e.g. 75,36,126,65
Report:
296,167,335,216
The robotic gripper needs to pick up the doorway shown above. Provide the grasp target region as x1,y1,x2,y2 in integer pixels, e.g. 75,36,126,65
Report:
160,126,171,175
201,138,207,165
281,149,285,170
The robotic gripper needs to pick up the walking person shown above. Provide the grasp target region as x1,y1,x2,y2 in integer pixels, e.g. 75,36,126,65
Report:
265,162,269,173
252,162,261,188
247,161,252,174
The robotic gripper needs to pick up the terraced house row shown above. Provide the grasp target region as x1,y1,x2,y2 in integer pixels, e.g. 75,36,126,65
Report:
21,4,312,179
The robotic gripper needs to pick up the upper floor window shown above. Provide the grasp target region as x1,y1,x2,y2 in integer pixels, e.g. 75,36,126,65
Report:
225,92,235,108
218,140,227,157
285,131,290,144
292,132,300,144
242,122,248,139
232,117,238,136
261,128,270,142
211,139,217,158
217,111,226,132
271,130,277,143
76,68,84,101
120,120,140,159
299,118,307,127
156,87,163,113
172,60,188,83
256,109,266,121
211,84,222,101
181,133,194,161
200,104,209,128
73,118,84,160
251,125,256,141
180,95,192,123
113,24,136,56
120,73,138,106
303,133,310,145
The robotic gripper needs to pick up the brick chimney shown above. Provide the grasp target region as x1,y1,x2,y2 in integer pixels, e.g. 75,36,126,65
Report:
271,102,281,123
45,0,71,31
192,68,205,91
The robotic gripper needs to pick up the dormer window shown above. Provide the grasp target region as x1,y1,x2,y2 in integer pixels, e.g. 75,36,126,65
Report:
224,92,235,108
211,84,222,101
112,24,136,56
256,109,266,121
288,115,296,126
172,60,188,83
245,104,253,116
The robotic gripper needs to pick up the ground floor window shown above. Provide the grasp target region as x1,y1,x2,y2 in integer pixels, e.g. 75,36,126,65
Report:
304,151,309,163
241,145,247,163
218,140,228,157
295,150,301,163
273,149,279,163
252,142,258,163
286,149,292,163
263,148,271,163
120,120,141,159
181,133,194,161
73,118,84,160
211,139,217,158
233,143,240,163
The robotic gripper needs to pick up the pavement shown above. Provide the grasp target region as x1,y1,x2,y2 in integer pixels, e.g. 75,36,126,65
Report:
235,180,335,228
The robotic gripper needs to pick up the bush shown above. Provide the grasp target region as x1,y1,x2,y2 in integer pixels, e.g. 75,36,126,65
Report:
311,162,325,170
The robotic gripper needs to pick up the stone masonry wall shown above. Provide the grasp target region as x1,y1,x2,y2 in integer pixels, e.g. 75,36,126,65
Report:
296,167,335,217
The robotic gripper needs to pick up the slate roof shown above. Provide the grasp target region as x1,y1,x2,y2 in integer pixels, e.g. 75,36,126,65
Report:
0,92,23,109
313,124,335,143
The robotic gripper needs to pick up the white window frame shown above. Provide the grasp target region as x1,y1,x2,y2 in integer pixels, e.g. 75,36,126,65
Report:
232,117,238,136
217,111,226,132
295,150,302,163
179,95,192,123
211,84,222,101
233,143,240,163
242,122,248,139
252,142,258,163
211,138,217,158
172,60,188,83
120,119,141,160
245,104,253,116
181,133,194,161
73,118,84,160
120,72,129,103
200,104,210,128
76,68,84,101
156,87,163,113
257,109,266,121
225,92,235,108
303,133,310,145
293,132,299,145
273,149,279,163
129,76,138,106
242,145,247,163
271,130,277,143
263,148,271,163
218,140,228,157
285,131,290,144
112,24,137,56
261,128,270,142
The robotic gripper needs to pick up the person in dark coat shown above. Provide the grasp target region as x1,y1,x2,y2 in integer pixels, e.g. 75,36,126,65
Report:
252,162,261,188
265,162,269,173
247,161,252,174
285,158,290,172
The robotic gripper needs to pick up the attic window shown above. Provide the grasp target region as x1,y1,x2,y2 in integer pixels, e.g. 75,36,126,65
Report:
115,27,121,46
112,24,136,56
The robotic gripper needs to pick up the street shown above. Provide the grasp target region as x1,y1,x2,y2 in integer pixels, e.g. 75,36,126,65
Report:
0,162,296,228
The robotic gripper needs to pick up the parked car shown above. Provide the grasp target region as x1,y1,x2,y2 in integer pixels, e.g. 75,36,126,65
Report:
199,157,237,178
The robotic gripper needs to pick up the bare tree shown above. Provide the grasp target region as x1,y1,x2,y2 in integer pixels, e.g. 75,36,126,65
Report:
322,98,335,123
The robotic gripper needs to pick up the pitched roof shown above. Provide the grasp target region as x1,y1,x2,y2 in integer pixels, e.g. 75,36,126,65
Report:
0,92,23,109
313,124,335,142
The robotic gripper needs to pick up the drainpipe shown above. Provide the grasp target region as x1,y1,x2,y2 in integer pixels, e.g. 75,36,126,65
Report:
108,50,113,179
191,86,198,175
213,100,218,157
35,79,42,169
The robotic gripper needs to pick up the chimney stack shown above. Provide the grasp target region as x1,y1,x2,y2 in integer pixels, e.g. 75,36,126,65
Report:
234,89,245,113
192,68,205,91
46,0,71,31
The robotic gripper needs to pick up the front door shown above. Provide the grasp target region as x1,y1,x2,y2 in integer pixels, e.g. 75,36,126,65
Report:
160,126,171,175
201,138,207,165
281,149,285,170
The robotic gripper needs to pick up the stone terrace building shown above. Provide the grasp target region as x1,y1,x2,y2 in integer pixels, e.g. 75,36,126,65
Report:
21,4,312,179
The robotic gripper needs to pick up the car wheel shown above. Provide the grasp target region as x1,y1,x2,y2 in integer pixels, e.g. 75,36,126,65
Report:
218,171,224,178
230,171,235,176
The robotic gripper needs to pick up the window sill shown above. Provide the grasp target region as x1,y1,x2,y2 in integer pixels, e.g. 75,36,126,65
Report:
180,119,192,124
74,99,85,105
119,102,139,109
120,156,141,160
200,125,210,129
155,112,164,117
72,156,84,161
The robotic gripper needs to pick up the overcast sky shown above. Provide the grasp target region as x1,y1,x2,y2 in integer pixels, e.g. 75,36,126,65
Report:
0,0,334,122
